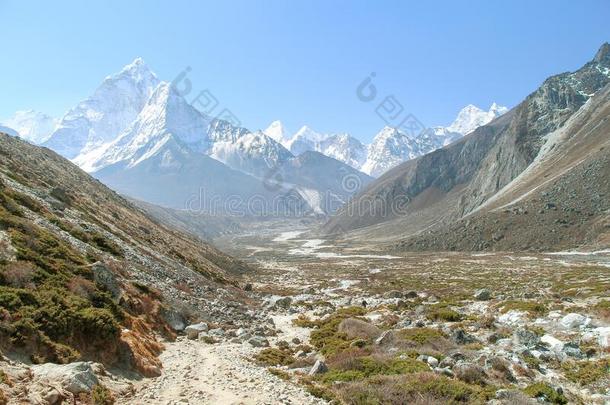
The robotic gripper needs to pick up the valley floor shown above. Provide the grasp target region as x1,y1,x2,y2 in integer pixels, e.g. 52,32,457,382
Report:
3,222,609,404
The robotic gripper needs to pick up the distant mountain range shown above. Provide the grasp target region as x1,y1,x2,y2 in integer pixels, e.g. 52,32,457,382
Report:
1,59,506,216
263,104,507,177
324,43,610,252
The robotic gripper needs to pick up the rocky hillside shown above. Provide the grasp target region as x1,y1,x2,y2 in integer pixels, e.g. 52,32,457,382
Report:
324,43,610,251
0,132,252,379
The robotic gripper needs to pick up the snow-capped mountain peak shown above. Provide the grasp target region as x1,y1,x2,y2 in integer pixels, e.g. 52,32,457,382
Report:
0,110,58,144
293,125,327,143
263,120,289,144
73,82,210,172
43,58,160,159
447,102,507,135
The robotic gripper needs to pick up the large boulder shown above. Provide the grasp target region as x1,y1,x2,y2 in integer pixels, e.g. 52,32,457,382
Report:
33,362,99,394
559,313,589,329
541,334,564,351
185,322,208,339
473,288,492,301
160,307,186,332
90,262,121,300
248,336,270,347
308,360,328,375
338,318,382,340
274,297,292,310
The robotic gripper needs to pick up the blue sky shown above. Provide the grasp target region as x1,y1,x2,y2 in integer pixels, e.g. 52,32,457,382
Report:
1,0,608,142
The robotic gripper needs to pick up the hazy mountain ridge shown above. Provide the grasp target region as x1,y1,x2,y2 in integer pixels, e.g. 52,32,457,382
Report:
0,110,58,144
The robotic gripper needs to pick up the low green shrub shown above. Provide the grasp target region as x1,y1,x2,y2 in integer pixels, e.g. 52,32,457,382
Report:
254,348,295,366
523,382,567,404
561,359,609,386
399,328,446,345
91,384,115,405
320,356,429,383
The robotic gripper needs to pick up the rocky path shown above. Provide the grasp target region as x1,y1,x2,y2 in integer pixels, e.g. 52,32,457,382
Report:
123,319,323,405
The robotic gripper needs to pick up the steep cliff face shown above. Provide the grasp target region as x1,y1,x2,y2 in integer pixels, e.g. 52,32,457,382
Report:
324,43,610,250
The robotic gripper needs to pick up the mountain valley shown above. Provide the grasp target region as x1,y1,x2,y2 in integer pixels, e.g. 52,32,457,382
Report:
0,38,609,405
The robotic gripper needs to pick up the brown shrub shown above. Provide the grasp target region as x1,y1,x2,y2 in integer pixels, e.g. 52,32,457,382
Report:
336,372,486,404
175,282,193,295
454,363,487,385
337,318,382,340
478,314,496,329
327,347,372,369
121,316,164,377
1,261,36,288
67,277,97,300
488,356,516,384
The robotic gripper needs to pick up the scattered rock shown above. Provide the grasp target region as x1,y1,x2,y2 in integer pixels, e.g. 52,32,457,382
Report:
417,355,438,368
562,342,584,359
434,367,453,377
395,318,411,328
597,327,610,348
208,328,225,337
540,334,564,351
